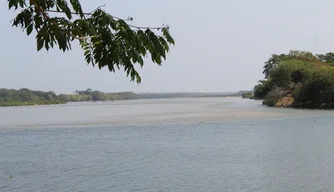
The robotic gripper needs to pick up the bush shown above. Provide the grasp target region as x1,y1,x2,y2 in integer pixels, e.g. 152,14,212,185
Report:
241,92,254,99
294,68,334,108
253,79,273,99
263,87,286,106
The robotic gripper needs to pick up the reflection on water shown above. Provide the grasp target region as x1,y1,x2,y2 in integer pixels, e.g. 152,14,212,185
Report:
1,98,334,191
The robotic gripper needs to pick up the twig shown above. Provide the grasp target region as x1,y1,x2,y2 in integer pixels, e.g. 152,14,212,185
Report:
29,0,168,42
47,9,125,20
89,4,106,14
45,10,168,30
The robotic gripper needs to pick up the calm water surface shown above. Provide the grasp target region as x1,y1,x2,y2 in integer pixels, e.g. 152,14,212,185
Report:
1,98,334,192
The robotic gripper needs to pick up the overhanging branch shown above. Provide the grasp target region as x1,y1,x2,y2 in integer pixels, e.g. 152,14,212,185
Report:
45,9,168,30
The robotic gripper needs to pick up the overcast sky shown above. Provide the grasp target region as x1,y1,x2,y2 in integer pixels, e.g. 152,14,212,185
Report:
1,0,334,94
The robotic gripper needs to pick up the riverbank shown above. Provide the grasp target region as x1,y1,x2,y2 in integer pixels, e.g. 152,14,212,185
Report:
0,100,66,107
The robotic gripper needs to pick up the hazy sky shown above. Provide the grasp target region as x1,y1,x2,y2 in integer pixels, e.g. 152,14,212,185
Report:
1,0,334,94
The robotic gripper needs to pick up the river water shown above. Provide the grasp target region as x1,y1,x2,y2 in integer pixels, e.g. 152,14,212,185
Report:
1,98,334,192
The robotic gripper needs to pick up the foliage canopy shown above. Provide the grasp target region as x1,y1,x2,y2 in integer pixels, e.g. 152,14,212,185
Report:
8,0,175,83
254,50,334,108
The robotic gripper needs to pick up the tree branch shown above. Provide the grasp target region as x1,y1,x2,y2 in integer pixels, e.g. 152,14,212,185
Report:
88,4,106,14
45,9,168,30
29,0,95,40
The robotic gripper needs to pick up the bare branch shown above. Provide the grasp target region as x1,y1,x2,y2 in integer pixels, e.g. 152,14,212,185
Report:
45,9,168,30
88,4,106,14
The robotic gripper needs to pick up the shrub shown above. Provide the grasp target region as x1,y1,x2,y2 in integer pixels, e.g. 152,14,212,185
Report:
253,79,273,99
263,87,286,106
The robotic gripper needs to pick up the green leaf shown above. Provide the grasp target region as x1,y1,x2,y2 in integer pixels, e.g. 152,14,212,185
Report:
64,8,72,20
70,0,84,17
8,0,14,9
45,39,50,51
135,72,141,84
93,40,101,45
8,0,25,9
18,0,25,8
158,37,169,52
84,49,90,56
37,38,44,51
26,24,33,35
162,28,175,45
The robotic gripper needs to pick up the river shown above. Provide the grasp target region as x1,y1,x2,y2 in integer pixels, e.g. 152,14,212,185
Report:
1,98,334,191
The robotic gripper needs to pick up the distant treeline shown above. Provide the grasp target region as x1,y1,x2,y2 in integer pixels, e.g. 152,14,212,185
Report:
137,92,236,99
59,89,138,102
195,91,252,98
0,88,65,106
0,88,138,106
0,88,249,107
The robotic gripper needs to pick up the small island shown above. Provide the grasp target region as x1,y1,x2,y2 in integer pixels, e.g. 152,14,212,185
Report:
249,50,334,109
0,88,138,107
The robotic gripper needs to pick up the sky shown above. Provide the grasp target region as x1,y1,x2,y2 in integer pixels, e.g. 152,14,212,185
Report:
1,0,334,94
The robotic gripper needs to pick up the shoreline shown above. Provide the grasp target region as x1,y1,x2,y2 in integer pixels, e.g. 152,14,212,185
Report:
0,96,243,107
0,101,66,107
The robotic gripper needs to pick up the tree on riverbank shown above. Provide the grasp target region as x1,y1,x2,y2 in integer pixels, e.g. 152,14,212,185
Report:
8,0,175,83
254,50,334,108
262,51,319,79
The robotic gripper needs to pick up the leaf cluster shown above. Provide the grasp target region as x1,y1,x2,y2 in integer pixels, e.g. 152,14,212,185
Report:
8,0,175,83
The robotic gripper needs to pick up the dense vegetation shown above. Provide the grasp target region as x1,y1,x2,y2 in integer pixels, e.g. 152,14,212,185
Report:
0,88,65,106
253,51,334,108
59,89,138,102
0,88,138,106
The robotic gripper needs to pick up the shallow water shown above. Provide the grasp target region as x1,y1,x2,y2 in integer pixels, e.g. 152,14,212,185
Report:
1,98,334,191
